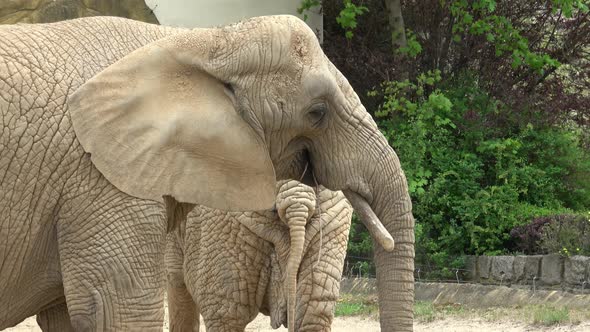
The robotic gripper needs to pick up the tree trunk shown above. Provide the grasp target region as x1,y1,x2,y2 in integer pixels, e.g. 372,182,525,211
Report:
385,0,409,79
385,0,407,50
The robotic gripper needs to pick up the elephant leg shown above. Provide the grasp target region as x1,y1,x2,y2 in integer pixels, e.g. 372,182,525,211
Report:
166,233,200,332
37,301,74,332
167,278,200,332
57,185,167,331
204,321,248,332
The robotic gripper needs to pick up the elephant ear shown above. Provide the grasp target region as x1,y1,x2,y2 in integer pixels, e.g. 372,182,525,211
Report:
68,35,276,211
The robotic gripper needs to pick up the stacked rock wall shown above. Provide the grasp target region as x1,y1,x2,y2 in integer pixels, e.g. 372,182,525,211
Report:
0,0,158,25
465,254,590,292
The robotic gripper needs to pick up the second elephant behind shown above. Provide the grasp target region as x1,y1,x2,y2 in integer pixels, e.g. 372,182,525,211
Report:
166,180,352,331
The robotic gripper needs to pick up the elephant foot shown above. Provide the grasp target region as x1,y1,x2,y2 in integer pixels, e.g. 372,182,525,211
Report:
37,301,74,332
204,321,248,332
167,281,200,332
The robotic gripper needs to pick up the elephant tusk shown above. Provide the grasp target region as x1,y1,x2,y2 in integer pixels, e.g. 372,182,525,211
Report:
343,190,395,252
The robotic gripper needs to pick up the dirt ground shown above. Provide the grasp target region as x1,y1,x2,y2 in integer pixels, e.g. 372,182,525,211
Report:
6,315,590,331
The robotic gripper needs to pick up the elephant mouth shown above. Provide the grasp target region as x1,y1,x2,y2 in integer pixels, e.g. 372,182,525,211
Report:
277,141,395,253
276,141,316,187
298,150,395,252
297,149,317,187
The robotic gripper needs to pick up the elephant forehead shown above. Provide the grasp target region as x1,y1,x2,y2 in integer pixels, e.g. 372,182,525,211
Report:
232,15,323,74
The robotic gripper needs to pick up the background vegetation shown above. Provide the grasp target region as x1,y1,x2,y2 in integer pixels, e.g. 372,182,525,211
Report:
303,0,590,276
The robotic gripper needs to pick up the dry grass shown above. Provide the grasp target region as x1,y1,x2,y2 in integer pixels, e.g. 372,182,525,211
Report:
415,302,590,326
337,294,590,327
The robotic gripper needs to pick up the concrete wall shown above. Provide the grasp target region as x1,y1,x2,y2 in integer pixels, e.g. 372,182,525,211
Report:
465,254,590,291
415,282,590,309
340,278,590,309
1,0,323,42
0,0,158,24
145,0,323,41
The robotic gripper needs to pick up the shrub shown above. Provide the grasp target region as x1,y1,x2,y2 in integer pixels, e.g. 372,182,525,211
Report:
345,213,376,277
319,0,590,270
539,213,590,256
373,71,590,268
509,213,590,255
509,216,552,254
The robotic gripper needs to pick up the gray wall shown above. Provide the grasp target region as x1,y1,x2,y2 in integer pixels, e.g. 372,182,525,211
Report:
465,255,590,292
145,0,323,41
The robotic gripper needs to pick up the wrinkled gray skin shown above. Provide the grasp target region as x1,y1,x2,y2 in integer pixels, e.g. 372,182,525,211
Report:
166,180,352,331
0,15,414,331
0,18,175,331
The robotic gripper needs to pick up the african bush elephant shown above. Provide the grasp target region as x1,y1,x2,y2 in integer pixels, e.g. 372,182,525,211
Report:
0,15,414,331
165,180,352,331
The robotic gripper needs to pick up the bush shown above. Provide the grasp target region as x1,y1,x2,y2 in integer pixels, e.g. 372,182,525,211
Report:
373,71,590,268
539,213,590,256
319,0,590,270
345,213,376,277
509,216,552,255
509,213,590,255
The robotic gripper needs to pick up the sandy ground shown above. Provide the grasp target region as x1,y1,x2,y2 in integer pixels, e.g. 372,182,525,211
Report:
414,319,590,332
6,315,590,332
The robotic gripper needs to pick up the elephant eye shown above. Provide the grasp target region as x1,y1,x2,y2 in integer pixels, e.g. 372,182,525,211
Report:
307,103,327,126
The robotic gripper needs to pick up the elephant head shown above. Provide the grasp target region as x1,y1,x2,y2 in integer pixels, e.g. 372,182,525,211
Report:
68,15,414,331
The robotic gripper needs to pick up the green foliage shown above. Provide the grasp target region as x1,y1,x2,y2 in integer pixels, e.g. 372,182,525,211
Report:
297,0,321,21
531,305,571,326
335,294,378,317
299,0,369,39
539,213,590,256
347,213,373,256
449,0,561,72
372,72,590,265
334,302,367,316
346,213,375,276
335,0,369,39
326,0,590,271
398,29,422,58
372,69,453,198
550,0,589,17
414,301,436,322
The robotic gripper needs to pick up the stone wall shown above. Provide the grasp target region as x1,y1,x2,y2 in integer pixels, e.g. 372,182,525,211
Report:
465,254,590,292
0,1,323,41
0,0,158,25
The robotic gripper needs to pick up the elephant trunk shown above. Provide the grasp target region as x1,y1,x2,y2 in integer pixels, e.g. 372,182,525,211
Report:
285,211,307,332
317,60,414,331
346,145,415,332
276,180,317,332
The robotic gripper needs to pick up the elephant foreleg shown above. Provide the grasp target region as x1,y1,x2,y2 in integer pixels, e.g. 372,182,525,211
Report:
167,277,200,332
57,184,167,331
167,233,200,332
36,301,74,332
